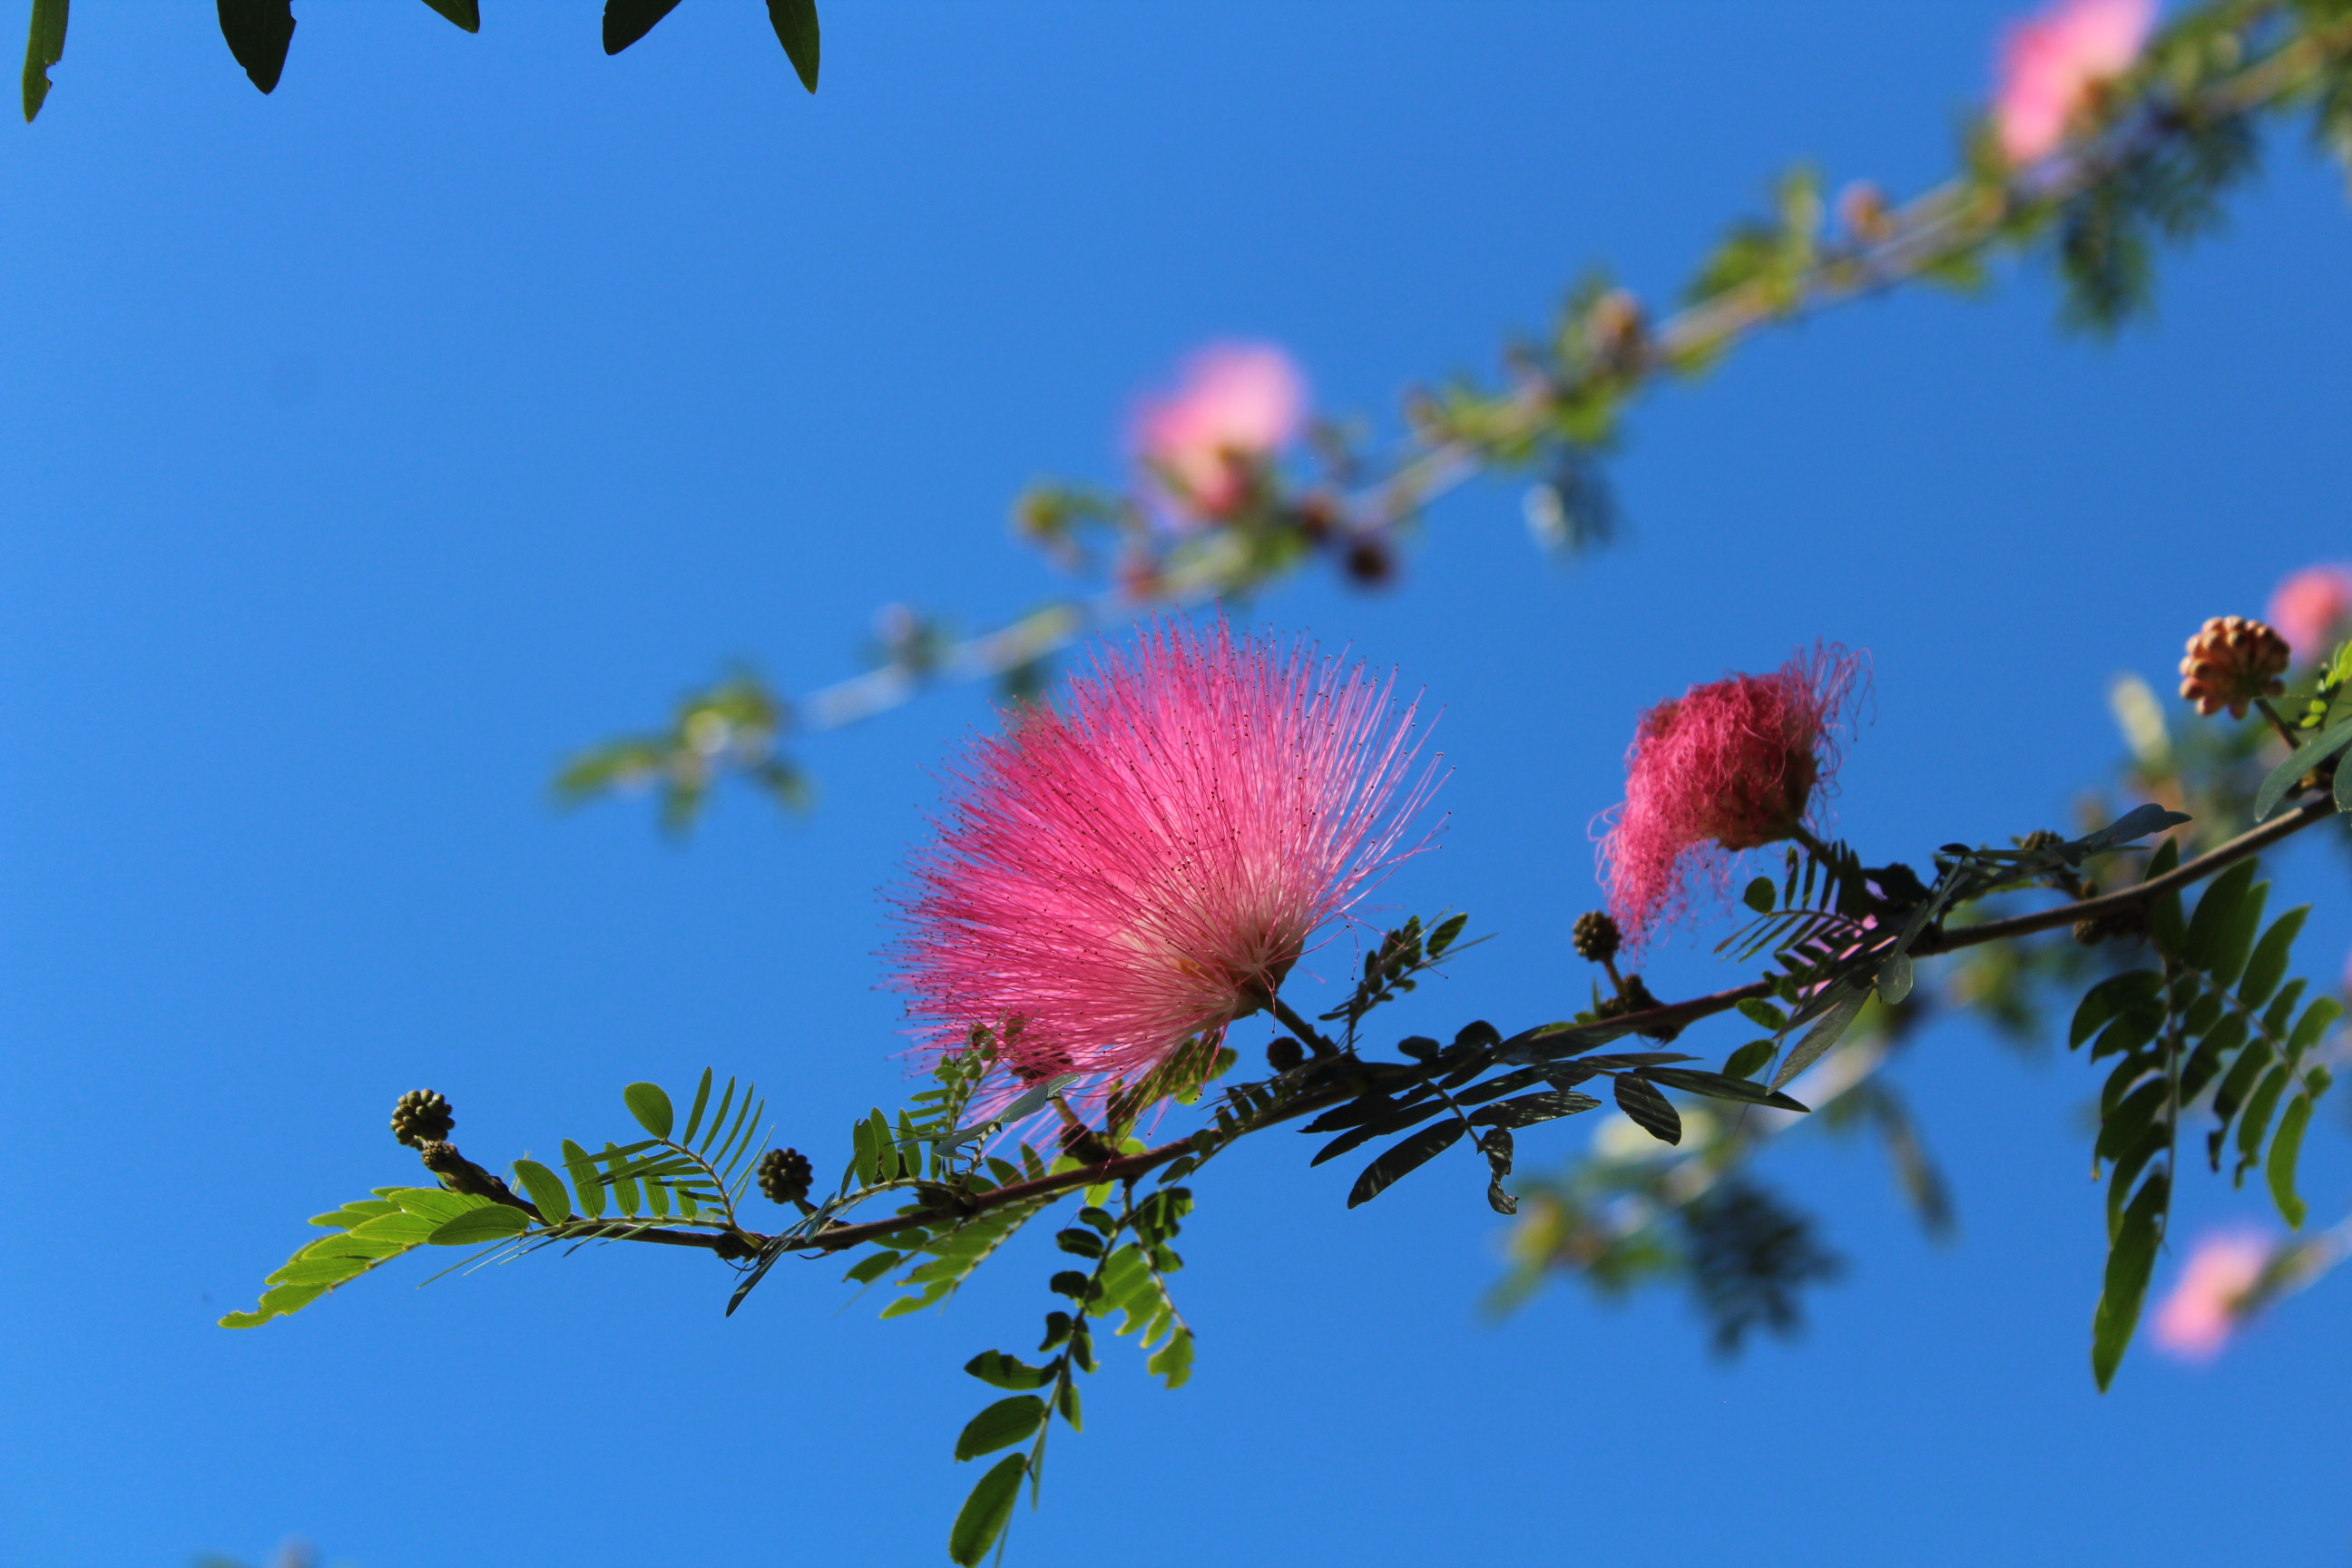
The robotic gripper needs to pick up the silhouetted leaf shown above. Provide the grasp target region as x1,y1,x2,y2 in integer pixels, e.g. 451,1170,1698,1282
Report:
603,0,682,54
964,1350,1051,1391
217,0,294,93
1347,1119,1465,1208
1613,1075,1681,1144
416,0,478,30
766,0,818,91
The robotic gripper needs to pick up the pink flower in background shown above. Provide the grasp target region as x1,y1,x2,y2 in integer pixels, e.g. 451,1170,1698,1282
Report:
1598,645,1866,952
2152,1230,2273,1361
891,620,1437,1099
1131,342,1307,519
2268,564,2352,665
1993,0,2156,165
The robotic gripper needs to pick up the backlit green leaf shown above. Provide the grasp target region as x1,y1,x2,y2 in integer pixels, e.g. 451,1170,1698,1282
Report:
954,1395,1044,1461
946,1453,1025,1568
622,1082,674,1139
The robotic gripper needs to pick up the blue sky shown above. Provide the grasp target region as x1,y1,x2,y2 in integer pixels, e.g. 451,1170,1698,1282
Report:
3,4,2349,1565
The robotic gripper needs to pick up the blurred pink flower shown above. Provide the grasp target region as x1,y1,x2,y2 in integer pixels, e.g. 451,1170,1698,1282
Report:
1597,645,1865,953
2151,1230,2273,1361
2267,564,2352,665
890,620,1437,1101
1131,343,1307,519
1993,0,2155,165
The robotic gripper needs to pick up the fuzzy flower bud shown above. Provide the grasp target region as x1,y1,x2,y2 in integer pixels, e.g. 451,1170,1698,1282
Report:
2178,615,2288,719
1571,911,1622,964
390,1089,455,1150
1596,644,1866,952
757,1147,813,1206
1265,1036,1307,1073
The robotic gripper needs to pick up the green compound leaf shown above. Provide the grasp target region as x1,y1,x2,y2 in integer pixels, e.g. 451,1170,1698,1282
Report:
622,1082,674,1139
220,1186,469,1328
953,1395,1044,1461
947,1453,1026,1568
427,1203,532,1246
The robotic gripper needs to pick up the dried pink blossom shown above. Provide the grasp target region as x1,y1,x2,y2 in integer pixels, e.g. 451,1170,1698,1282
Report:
1993,0,2155,165
2151,1230,2274,1362
1596,645,1865,952
1131,343,1307,520
890,620,1437,1102
2268,564,2352,665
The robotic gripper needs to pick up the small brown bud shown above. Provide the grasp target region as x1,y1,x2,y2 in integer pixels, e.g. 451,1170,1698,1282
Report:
390,1088,455,1150
757,1147,813,1207
1265,1036,1307,1073
1342,534,1396,587
1572,911,1622,964
1836,181,1893,243
2179,615,2289,719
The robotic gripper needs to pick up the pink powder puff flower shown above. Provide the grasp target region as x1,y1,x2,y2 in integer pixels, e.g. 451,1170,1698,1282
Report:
1596,644,1866,953
1130,342,1308,521
1993,0,2156,165
2151,1230,2274,1361
2268,564,2352,666
889,620,1439,1108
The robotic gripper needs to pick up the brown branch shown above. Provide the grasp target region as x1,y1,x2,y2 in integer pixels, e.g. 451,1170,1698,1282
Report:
599,798,2341,1266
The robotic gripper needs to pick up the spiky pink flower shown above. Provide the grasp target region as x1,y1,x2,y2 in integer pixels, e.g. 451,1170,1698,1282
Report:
890,621,1437,1102
2152,1230,2273,1361
2268,564,2352,666
1131,343,1307,520
1993,0,2156,165
1596,645,1865,952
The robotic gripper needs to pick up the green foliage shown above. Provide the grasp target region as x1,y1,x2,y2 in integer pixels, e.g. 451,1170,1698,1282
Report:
2071,852,2337,1387
554,669,805,837
220,1187,495,1328
20,0,64,123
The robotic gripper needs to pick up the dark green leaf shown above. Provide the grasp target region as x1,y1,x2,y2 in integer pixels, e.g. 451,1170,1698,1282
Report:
842,1250,901,1286
415,0,478,30
1640,1067,1807,1111
2144,838,2186,956
2181,859,2259,976
964,1350,1051,1390
1310,1093,1446,1165
511,1160,571,1224
426,1203,532,1246
1722,1040,1776,1081
21,0,65,122
946,1453,1026,1568
1466,1089,1602,1130
2288,995,2343,1055
1054,1228,1104,1259
1612,1074,1681,1143
1771,986,1864,1089
1056,1377,1082,1431
622,1082,674,1139
2239,906,2308,1010
1346,1119,1466,1208
2267,1094,2312,1229
2071,970,2162,1049
680,1068,714,1147
2254,717,2352,820
216,0,294,94
1741,877,1777,914
602,0,681,55
2091,1173,2166,1391
1877,951,1914,1006
1735,998,1788,1032
1479,1128,1516,1214
2237,1065,2291,1174
953,1395,1044,1461
765,0,818,92
1427,913,1469,956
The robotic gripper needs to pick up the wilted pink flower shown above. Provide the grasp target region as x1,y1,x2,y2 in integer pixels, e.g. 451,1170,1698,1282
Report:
1993,0,2155,165
2152,1230,2273,1361
2268,564,2352,665
891,620,1437,1102
1131,343,1307,519
1597,645,1865,952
